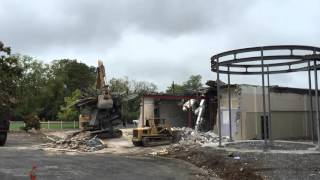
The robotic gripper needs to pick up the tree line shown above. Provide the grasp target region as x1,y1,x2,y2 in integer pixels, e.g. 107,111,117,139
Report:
0,42,203,123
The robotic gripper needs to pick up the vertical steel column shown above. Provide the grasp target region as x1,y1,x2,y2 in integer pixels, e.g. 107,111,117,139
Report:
314,60,320,148
267,66,272,141
228,66,233,141
216,58,222,147
188,100,192,128
141,96,145,127
261,49,268,146
308,60,314,143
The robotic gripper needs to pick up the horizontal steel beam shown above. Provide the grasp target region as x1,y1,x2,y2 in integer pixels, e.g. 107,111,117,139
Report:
211,45,320,60
211,45,320,75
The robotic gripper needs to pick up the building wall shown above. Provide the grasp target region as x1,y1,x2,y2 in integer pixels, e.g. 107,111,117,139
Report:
214,87,240,138
219,85,314,140
138,97,154,127
139,98,189,128
159,100,189,127
244,111,311,140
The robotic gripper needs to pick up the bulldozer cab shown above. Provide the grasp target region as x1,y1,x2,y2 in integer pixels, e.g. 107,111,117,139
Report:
132,118,173,146
145,118,167,126
145,118,171,135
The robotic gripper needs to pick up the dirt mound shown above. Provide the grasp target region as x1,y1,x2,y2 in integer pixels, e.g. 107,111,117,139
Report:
163,145,263,180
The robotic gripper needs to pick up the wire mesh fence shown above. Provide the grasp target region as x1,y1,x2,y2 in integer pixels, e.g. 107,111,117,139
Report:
10,121,79,130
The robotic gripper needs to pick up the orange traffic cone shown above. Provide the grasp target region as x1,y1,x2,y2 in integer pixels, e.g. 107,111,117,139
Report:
29,165,37,180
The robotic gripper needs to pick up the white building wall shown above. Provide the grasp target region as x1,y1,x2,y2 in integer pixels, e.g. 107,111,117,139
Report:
215,87,240,138
138,97,154,127
219,85,314,140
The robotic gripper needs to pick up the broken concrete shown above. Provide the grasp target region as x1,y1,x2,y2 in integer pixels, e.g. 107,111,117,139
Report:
173,127,220,146
42,131,106,152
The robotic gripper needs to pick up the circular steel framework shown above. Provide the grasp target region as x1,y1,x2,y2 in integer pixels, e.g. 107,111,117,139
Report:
211,45,320,148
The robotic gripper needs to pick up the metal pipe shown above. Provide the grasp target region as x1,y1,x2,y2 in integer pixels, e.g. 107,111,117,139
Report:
228,66,233,141
267,66,272,141
216,58,222,147
261,50,268,146
314,60,320,148
308,60,315,143
141,96,145,127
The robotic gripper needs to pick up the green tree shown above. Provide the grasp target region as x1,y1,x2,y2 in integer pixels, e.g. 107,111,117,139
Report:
166,82,185,94
130,80,157,94
50,59,96,95
0,42,22,114
183,75,202,91
43,59,96,120
14,55,49,118
107,77,157,123
57,89,81,121
166,74,203,93
109,77,129,94
13,58,97,121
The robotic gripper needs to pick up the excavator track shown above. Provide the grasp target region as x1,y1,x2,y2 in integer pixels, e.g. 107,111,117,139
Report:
141,136,173,147
90,129,123,139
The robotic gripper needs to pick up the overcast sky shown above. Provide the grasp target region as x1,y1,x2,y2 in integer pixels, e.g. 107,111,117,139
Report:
1,0,320,91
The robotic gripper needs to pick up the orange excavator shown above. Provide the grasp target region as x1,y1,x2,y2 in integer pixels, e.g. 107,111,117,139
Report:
74,60,123,138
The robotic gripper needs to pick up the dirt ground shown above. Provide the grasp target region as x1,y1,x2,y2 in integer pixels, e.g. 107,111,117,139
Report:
0,131,212,180
162,143,320,180
42,128,170,155
163,145,262,180
6,129,320,180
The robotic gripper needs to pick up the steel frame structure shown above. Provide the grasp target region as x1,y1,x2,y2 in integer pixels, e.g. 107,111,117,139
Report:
211,45,320,147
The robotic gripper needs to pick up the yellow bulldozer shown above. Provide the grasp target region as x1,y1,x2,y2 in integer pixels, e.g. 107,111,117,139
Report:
132,119,173,146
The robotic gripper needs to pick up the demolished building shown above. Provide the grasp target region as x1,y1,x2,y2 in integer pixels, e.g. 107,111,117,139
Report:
136,45,320,143
138,93,201,128
138,91,217,132
137,84,317,141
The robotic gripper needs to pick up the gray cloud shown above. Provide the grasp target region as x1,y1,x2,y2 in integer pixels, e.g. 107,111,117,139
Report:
1,0,320,90
0,0,251,52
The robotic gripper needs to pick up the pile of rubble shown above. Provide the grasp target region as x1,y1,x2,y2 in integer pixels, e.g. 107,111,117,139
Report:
173,127,219,146
43,131,106,152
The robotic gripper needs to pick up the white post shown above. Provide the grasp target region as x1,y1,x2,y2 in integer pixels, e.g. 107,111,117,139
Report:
195,99,206,132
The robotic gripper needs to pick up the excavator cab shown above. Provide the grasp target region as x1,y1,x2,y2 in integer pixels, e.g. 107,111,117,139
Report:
132,118,173,146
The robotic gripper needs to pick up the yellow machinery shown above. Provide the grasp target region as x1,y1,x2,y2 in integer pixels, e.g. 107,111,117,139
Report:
132,119,173,146
79,114,90,129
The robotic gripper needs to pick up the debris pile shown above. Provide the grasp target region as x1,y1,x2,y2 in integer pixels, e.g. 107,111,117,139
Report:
43,131,106,152
173,127,219,145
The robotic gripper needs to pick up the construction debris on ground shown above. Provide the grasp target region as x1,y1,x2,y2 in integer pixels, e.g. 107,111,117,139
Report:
150,127,220,156
173,127,219,146
43,131,106,152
